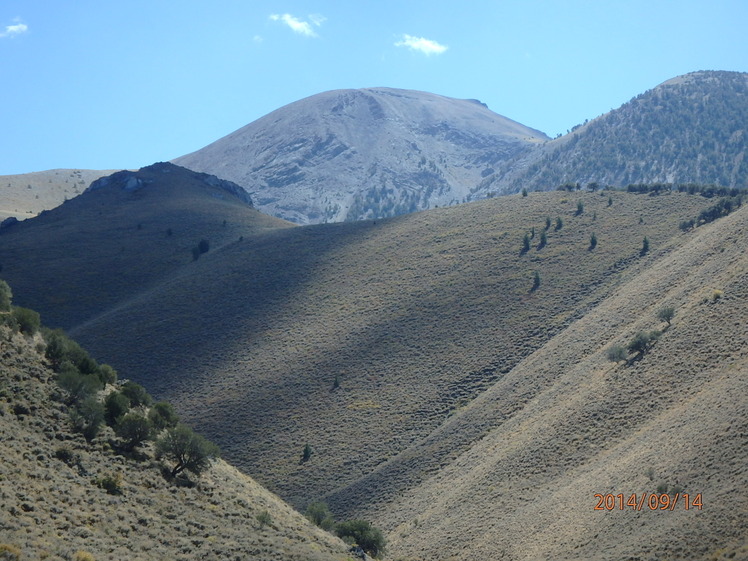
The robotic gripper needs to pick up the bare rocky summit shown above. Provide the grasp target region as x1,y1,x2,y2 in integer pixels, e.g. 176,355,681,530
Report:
173,88,548,224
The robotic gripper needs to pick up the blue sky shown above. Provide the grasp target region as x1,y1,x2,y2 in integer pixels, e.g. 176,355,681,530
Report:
1,0,746,175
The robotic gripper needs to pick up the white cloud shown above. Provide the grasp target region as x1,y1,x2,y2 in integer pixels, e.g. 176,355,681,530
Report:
0,19,28,39
269,13,324,38
395,34,448,55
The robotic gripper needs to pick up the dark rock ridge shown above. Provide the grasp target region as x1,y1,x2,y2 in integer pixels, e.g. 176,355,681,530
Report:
87,162,254,206
173,88,548,224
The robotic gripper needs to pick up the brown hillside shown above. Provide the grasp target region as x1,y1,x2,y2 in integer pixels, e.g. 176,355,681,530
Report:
0,325,351,561
339,200,748,561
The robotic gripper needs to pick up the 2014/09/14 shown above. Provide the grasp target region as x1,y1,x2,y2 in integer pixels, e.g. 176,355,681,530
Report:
594,493,703,511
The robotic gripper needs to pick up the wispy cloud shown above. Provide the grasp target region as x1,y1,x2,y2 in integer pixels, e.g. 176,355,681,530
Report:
269,13,325,38
0,19,28,39
395,34,448,55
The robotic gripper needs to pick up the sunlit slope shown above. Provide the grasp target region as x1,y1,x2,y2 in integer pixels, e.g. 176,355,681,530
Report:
67,190,720,511
354,203,748,561
0,168,114,221
0,163,294,329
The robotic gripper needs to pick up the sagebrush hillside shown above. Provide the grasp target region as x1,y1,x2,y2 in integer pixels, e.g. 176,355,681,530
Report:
0,324,352,561
479,70,748,196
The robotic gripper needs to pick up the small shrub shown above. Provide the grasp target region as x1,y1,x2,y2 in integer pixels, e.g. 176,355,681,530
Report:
656,306,675,326
73,551,96,561
544,216,551,230
607,345,627,363
555,216,563,231
640,236,650,256
115,413,153,450
54,445,78,465
301,443,312,463
256,510,272,528
538,230,547,249
98,364,117,385
589,233,597,250
104,391,130,426
0,280,12,312
336,520,386,558
531,271,540,292
120,381,152,407
156,424,220,477
11,307,40,335
656,482,668,494
712,289,723,301
521,188,528,197
306,501,335,531
148,401,179,430
628,330,660,356
576,200,584,215
95,473,122,495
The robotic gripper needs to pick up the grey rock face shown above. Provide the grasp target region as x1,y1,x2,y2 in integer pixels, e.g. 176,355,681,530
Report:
173,88,548,224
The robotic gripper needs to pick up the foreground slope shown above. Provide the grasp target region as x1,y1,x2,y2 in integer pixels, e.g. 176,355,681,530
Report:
0,324,350,561
0,162,294,330
479,70,748,196
173,87,548,223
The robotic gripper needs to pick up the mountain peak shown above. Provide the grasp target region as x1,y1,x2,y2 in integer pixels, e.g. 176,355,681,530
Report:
173,87,548,224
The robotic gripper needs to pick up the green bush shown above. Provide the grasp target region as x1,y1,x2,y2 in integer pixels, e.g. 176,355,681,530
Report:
0,543,22,561
0,280,12,312
58,366,103,404
589,233,597,250
256,510,272,528
148,401,179,430
95,473,123,495
115,413,153,450
105,391,130,426
336,519,386,558
628,330,660,356
120,381,152,407
555,216,563,230
306,501,335,531
156,424,220,477
607,345,627,363
656,306,675,326
11,307,40,335
71,397,105,441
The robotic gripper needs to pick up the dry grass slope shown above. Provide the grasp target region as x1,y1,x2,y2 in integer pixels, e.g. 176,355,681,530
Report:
0,169,114,222
0,326,352,561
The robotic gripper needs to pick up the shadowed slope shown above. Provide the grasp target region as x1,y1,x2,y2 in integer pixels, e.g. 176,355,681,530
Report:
0,162,294,329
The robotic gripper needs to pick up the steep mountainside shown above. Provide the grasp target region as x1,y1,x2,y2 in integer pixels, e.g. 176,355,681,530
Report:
173,87,548,224
0,324,350,561
0,162,293,330
3,175,744,558
0,168,114,222
478,71,748,196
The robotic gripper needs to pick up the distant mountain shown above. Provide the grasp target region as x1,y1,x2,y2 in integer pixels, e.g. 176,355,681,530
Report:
173,87,548,224
0,168,114,222
477,70,748,196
